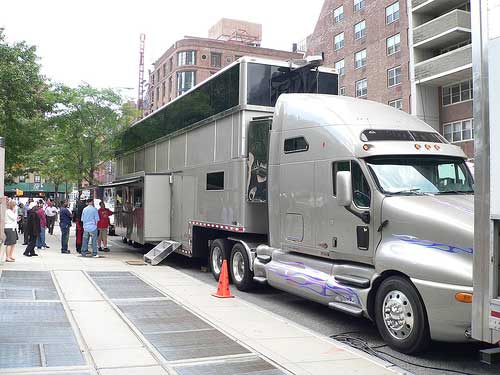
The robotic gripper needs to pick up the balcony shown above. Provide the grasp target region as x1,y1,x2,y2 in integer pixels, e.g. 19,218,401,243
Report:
412,0,466,15
414,44,472,86
413,9,470,49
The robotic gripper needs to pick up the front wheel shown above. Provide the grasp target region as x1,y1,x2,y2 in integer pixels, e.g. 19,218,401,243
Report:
374,276,430,354
230,243,254,291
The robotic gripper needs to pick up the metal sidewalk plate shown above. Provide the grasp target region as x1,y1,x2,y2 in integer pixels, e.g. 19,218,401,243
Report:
174,357,286,375
88,272,164,299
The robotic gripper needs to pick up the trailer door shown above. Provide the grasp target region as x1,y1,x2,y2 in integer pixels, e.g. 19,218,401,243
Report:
171,174,196,246
314,159,374,263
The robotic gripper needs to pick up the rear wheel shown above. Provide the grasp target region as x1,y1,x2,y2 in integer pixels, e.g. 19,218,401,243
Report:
374,276,430,354
230,243,254,291
209,239,229,282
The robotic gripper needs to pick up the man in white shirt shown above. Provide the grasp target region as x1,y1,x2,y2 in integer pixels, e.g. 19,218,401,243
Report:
45,200,58,235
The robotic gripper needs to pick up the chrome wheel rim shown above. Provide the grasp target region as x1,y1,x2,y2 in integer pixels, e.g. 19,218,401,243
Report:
382,290,414,340
232,252,245,283
211,246,223,275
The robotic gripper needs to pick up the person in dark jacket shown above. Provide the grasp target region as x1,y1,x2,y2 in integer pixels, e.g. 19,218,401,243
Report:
23,202,41,257
73,198,87,253
59,200,72,253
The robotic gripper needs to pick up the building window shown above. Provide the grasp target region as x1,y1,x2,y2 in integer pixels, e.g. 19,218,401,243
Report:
356,79,367,97
443,119,474,142
34,175,41,183
386,2,400,24
339,86,346,96
355,49,367,69
177,51,196,66
206,172,224,191
334,32,344,50
19,175,26,182
168,76,173,98
388,66,401,87
335,59,345,76
162,63,166,77
387,33,401,55
161,82,165,98
354,20,366,40
389,98,403,110
442,80,473,106
156,86,160,101
354,0,365,12
169,57,173,71
176,71,196,96
156,70,160,82
211,53,222,68
333,6,344,23
151,74,154,85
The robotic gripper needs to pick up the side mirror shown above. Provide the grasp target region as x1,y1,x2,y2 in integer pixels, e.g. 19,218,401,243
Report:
336,171,352,207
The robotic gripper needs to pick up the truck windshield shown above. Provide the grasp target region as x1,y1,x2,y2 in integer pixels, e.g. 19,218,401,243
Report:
366,156,474,195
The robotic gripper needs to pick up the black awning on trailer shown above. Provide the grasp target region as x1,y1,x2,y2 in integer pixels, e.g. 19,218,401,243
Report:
99,177,143,188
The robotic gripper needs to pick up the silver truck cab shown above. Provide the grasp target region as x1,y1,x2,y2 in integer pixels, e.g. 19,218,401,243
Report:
253,94,474,353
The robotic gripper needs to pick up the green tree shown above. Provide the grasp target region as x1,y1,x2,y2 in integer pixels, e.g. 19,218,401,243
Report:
0,28,52,176
48,85,138,189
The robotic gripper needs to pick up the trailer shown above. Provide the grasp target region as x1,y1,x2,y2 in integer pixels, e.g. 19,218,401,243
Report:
471,0,500,355
112,56,477,353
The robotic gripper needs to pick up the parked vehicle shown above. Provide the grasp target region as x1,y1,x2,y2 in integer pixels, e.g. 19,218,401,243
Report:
109,57,474,353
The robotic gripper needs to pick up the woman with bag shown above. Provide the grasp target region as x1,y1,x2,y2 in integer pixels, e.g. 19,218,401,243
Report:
4,199,19,262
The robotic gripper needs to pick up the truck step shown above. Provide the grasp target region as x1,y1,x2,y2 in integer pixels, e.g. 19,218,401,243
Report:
144,240,181,266
334,274,370,288
328,302,363,317
253,276,268,285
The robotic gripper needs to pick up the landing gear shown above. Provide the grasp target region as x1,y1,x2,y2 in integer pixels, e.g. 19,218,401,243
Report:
374,276,430,354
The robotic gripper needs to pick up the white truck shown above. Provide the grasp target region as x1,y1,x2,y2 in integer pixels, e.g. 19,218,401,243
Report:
110,57,475,353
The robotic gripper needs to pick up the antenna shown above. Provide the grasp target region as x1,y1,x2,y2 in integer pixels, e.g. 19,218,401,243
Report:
138,33,146,111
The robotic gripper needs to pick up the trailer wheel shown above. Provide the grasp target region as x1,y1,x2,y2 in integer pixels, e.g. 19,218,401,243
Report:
230,243,254,291
209,239,229,282
374,276,430,354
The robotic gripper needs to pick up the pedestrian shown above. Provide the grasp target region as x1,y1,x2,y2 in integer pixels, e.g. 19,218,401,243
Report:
23,202,40,257
73,197,86,253
81,198,100,258
35,200,49,249
97,201,113,252
17,203,24,234
45,200,58,235
4,199,19,262
59,200,72,254
23,198,33,245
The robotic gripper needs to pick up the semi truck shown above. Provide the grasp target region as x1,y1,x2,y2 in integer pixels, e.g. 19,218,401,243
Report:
109,57,475,353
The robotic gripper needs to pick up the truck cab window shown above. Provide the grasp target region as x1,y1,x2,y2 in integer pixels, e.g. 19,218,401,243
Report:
351,162,371,208
284,137,309,154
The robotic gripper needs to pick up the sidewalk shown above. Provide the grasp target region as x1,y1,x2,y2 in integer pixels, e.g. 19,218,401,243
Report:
0,228,408,375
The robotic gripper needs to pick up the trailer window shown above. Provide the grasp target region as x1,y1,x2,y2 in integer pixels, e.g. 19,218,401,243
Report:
207,172,224,191
284,137,309,154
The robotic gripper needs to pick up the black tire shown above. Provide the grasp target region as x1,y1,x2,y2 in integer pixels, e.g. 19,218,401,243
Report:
229,243,254,291
374,276,430,354
209,239,230,282
122,237,128,244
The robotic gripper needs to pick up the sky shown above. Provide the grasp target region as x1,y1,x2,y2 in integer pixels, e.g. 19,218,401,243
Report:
1,0,324,100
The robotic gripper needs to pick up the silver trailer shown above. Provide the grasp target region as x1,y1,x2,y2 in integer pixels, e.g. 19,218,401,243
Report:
471,0,500,350
113,57,476,354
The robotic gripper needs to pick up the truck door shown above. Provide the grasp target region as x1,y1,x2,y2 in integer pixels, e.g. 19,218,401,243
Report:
314,159,374,263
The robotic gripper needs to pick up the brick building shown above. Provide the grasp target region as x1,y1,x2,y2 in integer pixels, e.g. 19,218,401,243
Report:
145,19,302,115
306,0,473,157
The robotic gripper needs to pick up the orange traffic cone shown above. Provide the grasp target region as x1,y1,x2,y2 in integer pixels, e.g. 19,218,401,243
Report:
212,260,235,298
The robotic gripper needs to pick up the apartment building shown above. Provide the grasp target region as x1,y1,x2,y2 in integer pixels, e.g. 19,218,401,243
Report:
410,0,473,157
307,0,411,111
145,19,302,115
307,0,473,157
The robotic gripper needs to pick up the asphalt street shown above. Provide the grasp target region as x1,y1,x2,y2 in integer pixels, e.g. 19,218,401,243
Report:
153,251,500,375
